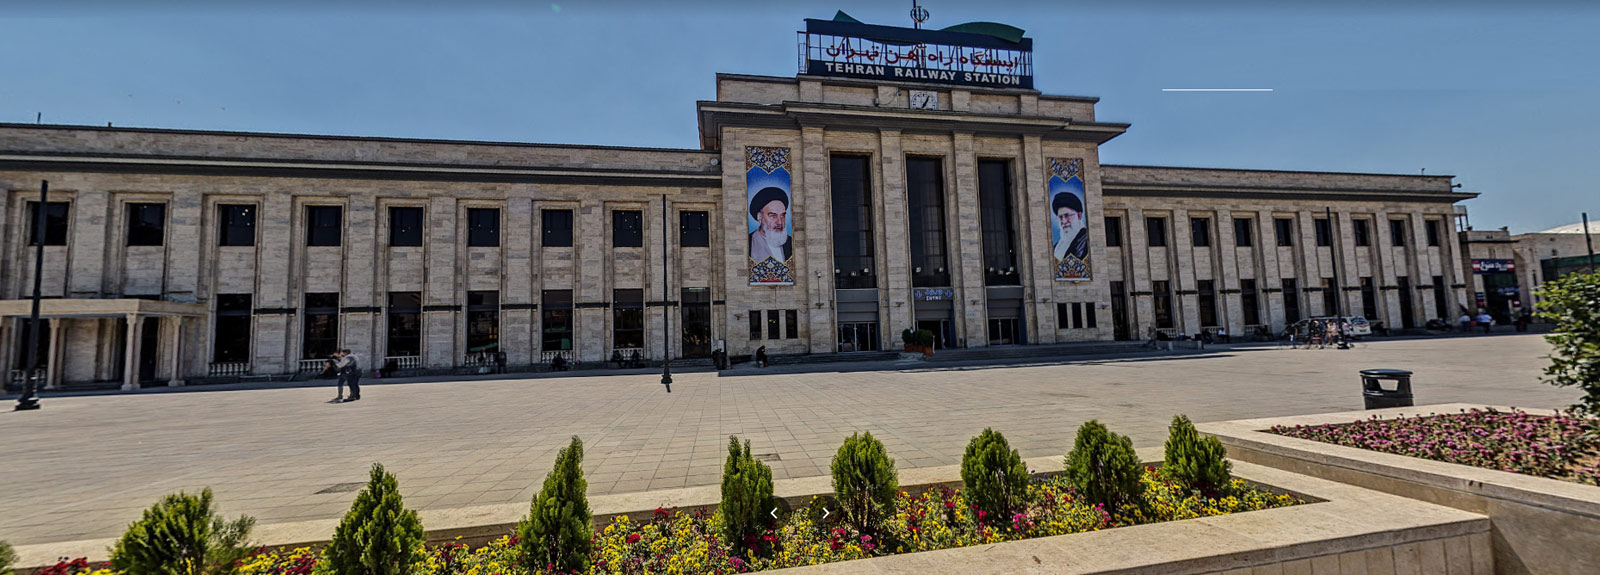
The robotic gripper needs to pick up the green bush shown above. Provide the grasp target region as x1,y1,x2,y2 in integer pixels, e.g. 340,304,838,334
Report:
960,428,1031,523
1,539,19,575
518,436,593,573
830,431,899,534
1160,415,1232,495
109,488,255,575
719,436,775,550
1535,269,1600,415
1063,420,1146,515
323,463,424,575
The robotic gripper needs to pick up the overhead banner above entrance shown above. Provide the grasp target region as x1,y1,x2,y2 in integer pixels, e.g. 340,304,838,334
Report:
798,18,1034,90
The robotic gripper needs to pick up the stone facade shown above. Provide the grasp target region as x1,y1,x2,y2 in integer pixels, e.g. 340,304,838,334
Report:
0,71,1477,386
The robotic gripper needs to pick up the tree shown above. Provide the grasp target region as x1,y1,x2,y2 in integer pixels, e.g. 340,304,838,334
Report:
322,464,425,575
1535,269,1600,415
719,436,775,551
109,489,255,575
1,538,19,575
1063,420,1145,515
830,431,899,535
960,428,1031,523
518,436,593,573
1160,415,1232,495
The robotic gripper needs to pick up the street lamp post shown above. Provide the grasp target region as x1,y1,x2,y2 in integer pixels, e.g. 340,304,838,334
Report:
15,180,49,411
661,194,672,392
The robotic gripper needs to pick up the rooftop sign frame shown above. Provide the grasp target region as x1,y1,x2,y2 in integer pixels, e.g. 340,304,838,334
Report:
797,18,1034,90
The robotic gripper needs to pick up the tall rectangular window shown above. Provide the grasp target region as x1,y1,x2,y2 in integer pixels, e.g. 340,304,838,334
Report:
1240,279,1260,326
1322,278,1340,316
467,208,501,247
612,289,643,349
613,210,643,247
785,309,799,339
680,211,710,247
1072,302,1084,329
26,201,69,246
906,157,950,287
1146,216,1167,247
303,293,340,359
467,290,500,353
1314,218,1332,247
126,203,166,246
1190,217,1211,247
1426,220,1442,247
748,311,762,340
1390,219,1408,247
1274,217,1295,247
219,204,256,247
766,309,781,340
306,206,342,247
542,209,573,247
213,294,253,363
1353,219,1371,246
1152,280,1174,329
389,206,423,247
1198,280,1218,327
1233,217,1254,247
1057,303,1070,328
1085,303,1097,328
541,290,574,351
977,160,1020,286
1432,275,1448,320
1360,277,1378,320
1104,216,1123,247
831,155,876,289
386,292,422,357
1282,278,1301,323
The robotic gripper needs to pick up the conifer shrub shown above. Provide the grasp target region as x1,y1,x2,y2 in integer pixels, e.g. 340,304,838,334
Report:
109,488,255,575
719,436,775,551
1,539,19,575
322,463,424,575
518,436,593,573
1063,420,1146,515
1161,414,1232,495
830,431,899,534
960,428,1030,523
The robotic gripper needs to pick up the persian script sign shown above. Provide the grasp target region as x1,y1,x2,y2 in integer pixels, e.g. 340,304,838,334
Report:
799,19,1033,90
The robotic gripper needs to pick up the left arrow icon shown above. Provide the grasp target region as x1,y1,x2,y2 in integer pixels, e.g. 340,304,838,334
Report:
770,507,778,519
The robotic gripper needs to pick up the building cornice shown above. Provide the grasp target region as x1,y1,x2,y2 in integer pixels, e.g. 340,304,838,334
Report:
696,101,1127,149
1104,183,1478,204
0,152,724,188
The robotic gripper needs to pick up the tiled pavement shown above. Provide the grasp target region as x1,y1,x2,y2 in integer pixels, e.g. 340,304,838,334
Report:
0,334,1576,545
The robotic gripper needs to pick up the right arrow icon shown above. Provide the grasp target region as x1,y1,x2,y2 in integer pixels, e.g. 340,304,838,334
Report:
822,508,830,519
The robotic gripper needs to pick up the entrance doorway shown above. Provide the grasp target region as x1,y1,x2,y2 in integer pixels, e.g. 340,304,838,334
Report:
680,288,711,358
916,319,954,349
1110,281,1131,340
988,318,1021,345
837,322,879,352
139,319,161,383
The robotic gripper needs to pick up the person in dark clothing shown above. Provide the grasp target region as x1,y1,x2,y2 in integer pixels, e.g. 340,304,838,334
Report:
611,349,624,369
629,350,642,368
338,349,362,401
551,354,568,371
755,345,768,367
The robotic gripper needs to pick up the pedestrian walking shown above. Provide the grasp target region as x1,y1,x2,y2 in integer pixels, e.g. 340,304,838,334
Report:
1476,312,1493,334
1458,313,1472,332
338,348,362,401
327,353,344,402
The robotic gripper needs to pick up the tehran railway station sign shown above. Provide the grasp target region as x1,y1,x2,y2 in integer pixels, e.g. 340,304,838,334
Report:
798,16,1034,89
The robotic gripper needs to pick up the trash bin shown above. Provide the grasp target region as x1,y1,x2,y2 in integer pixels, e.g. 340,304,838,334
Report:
1360,369,1414,409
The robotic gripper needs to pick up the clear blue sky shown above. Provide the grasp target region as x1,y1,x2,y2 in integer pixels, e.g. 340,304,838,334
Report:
3,1,1596,233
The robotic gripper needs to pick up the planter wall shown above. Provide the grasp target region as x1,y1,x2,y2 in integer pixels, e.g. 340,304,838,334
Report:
1199,403,1600,575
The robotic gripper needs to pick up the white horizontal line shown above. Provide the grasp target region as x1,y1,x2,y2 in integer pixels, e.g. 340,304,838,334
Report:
1162,88,1273,92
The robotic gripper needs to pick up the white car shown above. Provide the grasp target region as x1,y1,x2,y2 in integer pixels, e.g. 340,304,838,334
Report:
1341,316,1373,337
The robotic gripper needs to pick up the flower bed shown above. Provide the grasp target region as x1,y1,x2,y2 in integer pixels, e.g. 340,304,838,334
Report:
1268,407,1600,485
225,468,1299,575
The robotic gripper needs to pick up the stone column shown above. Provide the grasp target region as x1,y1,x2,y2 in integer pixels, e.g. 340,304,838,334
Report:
799,125,835,353
878,129,912,349
166,191,204,302
45,318,64,390
425,197,459,368
575,198,607,363
1124,207,1153,338
69,191,108,298
166,317,185,386
254,193,294,374
951,132,987,346
343,194,378,360
503,193,536,366
1020,136,1056,339
122,314,142,391
1216,212,1244,333
1171,210,1199,333
1256,209,1286,332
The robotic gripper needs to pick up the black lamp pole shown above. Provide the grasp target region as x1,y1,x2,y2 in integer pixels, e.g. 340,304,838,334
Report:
660,194,672,392
15,180,48,411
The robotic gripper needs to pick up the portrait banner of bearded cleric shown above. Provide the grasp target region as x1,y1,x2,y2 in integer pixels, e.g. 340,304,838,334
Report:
1047,157,1092,281
746,146,795,285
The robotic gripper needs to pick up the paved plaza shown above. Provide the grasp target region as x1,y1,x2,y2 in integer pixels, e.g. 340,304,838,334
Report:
0,334,1576,546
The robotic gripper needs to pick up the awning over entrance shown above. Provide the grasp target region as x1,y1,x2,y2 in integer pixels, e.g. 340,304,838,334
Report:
0,298,208,318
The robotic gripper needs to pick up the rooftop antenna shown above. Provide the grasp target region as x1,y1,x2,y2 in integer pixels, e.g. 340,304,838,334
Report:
36,112,41,124
910,0,929,29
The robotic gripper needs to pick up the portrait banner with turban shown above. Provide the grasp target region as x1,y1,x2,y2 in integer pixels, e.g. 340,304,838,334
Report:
746,146,795,285
1047,157,1091,281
